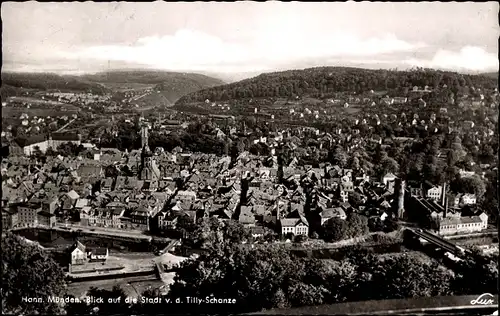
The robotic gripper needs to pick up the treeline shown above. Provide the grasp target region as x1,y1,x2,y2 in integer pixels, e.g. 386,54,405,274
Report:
176,67,498,104
81,70,225,87
1,72,109,94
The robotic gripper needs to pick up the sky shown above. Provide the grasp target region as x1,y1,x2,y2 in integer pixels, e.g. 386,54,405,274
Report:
2,2,499,80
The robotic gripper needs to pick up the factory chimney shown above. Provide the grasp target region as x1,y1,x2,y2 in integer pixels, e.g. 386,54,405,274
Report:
441,182,446,207
444,196,448,218
396,178,405,219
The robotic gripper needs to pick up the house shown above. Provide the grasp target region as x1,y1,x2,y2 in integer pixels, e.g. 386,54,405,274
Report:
70,241,87,265
87,247,109,262
157,211,178,230
459,169,475,178
2,207,19,230
393,97,408,104
438,213,488,235
239,206,256,227
455,193,477,206
319,207,346,226
424,182,443,202
382,173,397,186
15,133,82,156
100,177,114,192
128,207,150,231
17,202,41,227
176,190,197,203
280,216,309,236
249,226,266,238
37,210,56,227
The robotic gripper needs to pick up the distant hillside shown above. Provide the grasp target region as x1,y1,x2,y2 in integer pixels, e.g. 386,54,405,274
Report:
1,72,109,95
176,67,498,105
82,70,225,105
480,72,498,79
82,70,225,86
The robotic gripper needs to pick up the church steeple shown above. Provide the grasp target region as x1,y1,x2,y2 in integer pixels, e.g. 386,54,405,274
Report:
141,125,152,157
139,124,160,186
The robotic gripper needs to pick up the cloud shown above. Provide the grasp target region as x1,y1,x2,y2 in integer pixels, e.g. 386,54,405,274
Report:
404,46,498,72
60,29,423,73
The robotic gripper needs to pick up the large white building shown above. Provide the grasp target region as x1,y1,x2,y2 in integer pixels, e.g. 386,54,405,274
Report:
16,133,82,156
438,213,488,235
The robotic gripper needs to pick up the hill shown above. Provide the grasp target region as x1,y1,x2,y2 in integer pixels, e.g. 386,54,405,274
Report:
81,69,225,86
1,72,109,95
175,67,499,105
479,72,498,79
81,70,225,106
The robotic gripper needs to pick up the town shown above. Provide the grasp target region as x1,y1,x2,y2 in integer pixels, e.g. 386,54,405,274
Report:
2,2,498,315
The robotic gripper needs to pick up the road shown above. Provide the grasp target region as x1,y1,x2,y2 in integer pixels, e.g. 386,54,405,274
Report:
66,275,163,298
54,118,77,132
54,223,153,241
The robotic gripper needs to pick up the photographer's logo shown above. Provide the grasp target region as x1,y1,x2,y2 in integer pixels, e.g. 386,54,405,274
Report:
470,293,495,305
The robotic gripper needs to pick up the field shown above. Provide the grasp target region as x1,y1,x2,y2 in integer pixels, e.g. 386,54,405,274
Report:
99,82,156,92
342,103,363,114
132,91,174,107
2,106,79,119
8,96,66,106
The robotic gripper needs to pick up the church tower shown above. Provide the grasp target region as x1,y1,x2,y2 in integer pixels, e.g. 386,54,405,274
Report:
139,125,160,190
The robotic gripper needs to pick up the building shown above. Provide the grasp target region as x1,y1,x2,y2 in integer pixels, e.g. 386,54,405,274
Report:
319,207,346,225
280,216,309,236
17,202,42,227
176,190,197,203
138,126,160,191
128,207,150,231
2,207,19,230
438,213,488,235
37,210,56,227
382,173,397,186
424,182,443,202
87,247,109,262
70,241,87,265
455,193,477,206
15,133,82,156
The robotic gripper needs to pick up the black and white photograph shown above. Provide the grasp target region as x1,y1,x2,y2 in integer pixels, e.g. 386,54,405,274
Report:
1,2,498,315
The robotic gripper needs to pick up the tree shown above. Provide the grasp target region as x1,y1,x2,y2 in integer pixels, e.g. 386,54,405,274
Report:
379,157,399,176
345,213,369,238
349,156,360,170
2,233,66,315
32,145,42,158
332,147,348,167
46,146,56,157
455,175,486,199
348,191,365,207
168,245,301,313
321,218,349,242
368,217,384,232
287,281,327,307
368,256,453,300
66,285,131,315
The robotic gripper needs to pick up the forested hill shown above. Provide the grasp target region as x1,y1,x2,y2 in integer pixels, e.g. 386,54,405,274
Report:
176,67,498,104
1,72,109,95
81,70,225,87
82,70,226,104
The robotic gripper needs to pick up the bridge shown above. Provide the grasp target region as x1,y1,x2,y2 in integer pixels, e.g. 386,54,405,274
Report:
159,239,181,254
408,228,468,257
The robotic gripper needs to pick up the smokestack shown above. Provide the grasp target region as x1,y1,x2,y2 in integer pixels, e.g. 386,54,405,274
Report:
276,199,281,220
396,178,405,219
444,196,448,218
441,182,446,207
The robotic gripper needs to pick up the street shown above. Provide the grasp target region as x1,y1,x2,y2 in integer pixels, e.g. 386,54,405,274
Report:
55,223,152,240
